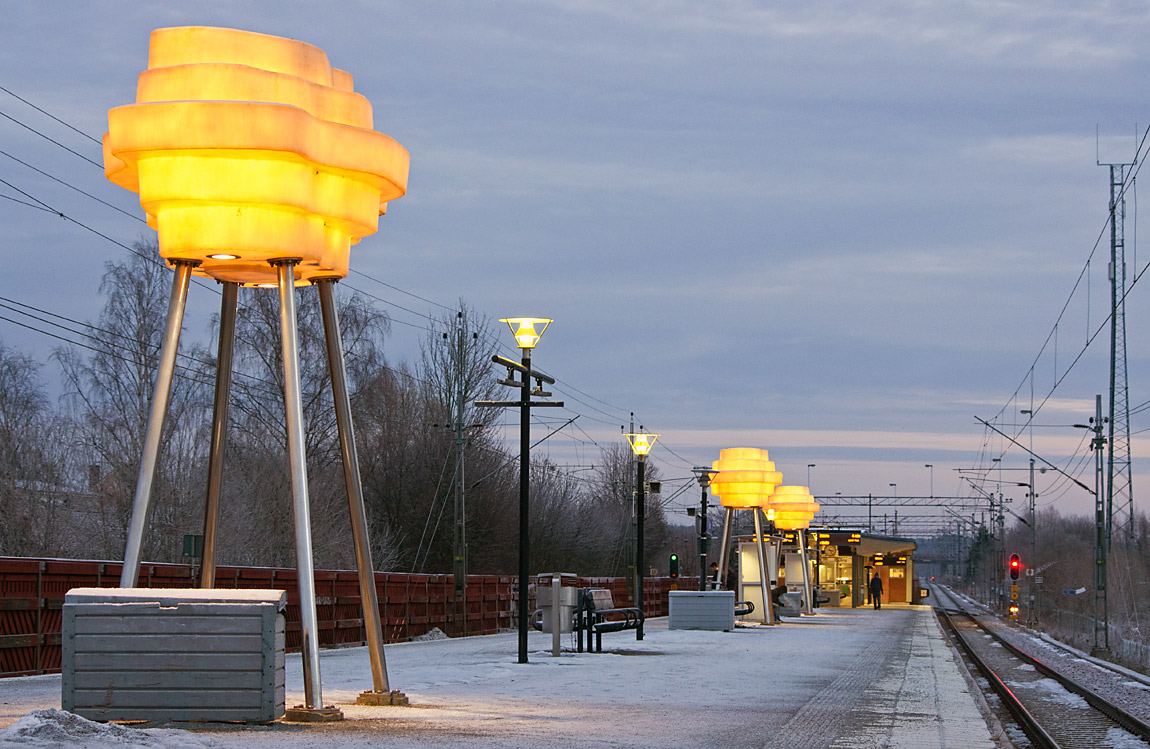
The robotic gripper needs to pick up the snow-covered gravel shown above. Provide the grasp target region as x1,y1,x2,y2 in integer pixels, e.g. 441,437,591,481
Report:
973,606,1150,726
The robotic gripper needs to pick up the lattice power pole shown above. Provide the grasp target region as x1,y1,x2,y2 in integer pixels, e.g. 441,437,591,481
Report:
1101,158,1136,545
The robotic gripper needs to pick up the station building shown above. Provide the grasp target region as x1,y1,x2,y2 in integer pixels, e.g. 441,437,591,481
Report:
735,528,919,609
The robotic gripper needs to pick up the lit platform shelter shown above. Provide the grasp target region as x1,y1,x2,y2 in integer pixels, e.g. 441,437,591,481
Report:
103,26,409,718
780,529,917,608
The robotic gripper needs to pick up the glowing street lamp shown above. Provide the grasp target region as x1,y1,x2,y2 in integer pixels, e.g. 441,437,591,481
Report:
710,448,782,624
626,432,659,640
476,317,562,663
771,486,820,614
501,317,551,349
105,26,409,718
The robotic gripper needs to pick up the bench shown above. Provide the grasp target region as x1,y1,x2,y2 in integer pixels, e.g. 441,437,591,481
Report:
576,588,644,652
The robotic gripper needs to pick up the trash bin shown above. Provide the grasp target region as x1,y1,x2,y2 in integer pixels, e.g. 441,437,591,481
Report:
535,574,577,633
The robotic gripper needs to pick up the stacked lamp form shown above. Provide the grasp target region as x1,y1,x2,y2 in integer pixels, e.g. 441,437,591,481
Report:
771,486,821,614
709,448,781,625
104,26,409,717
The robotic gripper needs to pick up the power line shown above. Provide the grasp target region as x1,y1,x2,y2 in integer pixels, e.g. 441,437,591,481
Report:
0,85,103,145
1,90,644,458
0,106,103,168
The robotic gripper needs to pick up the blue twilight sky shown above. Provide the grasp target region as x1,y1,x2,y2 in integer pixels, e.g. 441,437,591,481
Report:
2,2,1149,533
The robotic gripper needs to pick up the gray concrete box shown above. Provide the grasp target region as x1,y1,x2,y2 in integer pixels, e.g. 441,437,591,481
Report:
62,588,286,722
668,590,735,631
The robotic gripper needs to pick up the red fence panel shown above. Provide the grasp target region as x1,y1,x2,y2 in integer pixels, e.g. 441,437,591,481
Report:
0,557,680,678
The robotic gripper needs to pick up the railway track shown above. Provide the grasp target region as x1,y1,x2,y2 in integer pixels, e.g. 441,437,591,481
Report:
931,584,1150,748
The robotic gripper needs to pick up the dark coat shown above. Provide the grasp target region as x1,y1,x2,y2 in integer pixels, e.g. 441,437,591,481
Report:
869,575,884,596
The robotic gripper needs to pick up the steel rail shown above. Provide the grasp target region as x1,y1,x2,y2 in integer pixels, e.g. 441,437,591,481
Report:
935,585,1150,744
934,599,1059,748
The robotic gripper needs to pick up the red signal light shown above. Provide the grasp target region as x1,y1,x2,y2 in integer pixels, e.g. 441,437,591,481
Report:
1009,554,1020,580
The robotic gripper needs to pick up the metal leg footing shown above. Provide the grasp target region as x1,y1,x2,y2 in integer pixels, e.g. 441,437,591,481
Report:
357,689,409,706
283,705,345,722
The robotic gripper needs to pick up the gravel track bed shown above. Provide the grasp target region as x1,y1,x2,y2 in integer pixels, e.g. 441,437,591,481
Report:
948,589,1150,729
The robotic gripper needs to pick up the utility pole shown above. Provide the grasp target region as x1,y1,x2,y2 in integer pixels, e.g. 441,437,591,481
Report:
450,311,469,635
1035,460,1044,630
1100,154,1135,546
1090,394,1110,655
627,413,636,601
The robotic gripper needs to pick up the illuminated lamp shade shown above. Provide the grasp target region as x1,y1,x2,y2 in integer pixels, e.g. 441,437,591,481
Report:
500,318,551,349
626,433,658,457
771,485,820,530
709,447,782,509
103,26,410,286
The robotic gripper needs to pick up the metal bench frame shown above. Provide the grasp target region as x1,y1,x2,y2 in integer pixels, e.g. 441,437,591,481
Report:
576,588,644,653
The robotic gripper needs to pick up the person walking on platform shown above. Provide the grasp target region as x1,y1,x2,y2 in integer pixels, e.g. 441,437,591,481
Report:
869,573,883,610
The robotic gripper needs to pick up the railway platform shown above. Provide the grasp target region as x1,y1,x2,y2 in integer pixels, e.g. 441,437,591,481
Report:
0,603,998,748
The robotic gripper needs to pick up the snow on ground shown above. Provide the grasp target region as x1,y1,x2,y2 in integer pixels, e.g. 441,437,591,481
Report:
0,709,214,748
1004,677,1090,709
0,605,996,748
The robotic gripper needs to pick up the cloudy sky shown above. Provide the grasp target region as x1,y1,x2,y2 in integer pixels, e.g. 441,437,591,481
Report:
3,2,1149,533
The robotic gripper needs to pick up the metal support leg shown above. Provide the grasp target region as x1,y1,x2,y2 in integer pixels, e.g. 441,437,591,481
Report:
274,260,325,711
768,539,781,588
753,509,776,625
121,260,196,587
316,279,391,697
797,529,814,614
200,281,238,589
715,507,734,590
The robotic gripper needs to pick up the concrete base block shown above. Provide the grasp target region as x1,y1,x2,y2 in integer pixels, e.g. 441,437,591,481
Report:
356,690,409,706
283,706,344,722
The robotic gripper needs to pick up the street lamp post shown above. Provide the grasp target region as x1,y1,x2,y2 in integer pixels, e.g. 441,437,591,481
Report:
627,432,659,640
692,468,715,591
475,318,563,664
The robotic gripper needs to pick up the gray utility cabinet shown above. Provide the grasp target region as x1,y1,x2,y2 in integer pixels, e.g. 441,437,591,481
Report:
62,588,286,722
668,590,735,631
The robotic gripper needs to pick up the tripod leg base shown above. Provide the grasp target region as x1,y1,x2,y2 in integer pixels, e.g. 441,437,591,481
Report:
356,690,409,706
283,705,344,722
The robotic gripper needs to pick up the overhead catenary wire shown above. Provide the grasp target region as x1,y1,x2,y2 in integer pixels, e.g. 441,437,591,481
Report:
983,124,1150,469
2,85,677,485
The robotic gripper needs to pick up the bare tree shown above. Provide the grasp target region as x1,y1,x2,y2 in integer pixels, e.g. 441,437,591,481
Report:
219,283,392,569
56,242,211,562
0,341,69,556
419,301,499,429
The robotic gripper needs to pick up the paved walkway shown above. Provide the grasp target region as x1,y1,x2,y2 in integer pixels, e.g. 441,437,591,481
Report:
0,603,998,748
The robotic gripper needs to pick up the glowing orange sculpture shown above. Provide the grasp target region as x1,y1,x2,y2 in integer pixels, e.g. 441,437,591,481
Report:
770,485,820,530
103,26,409,285
709,447,782,509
